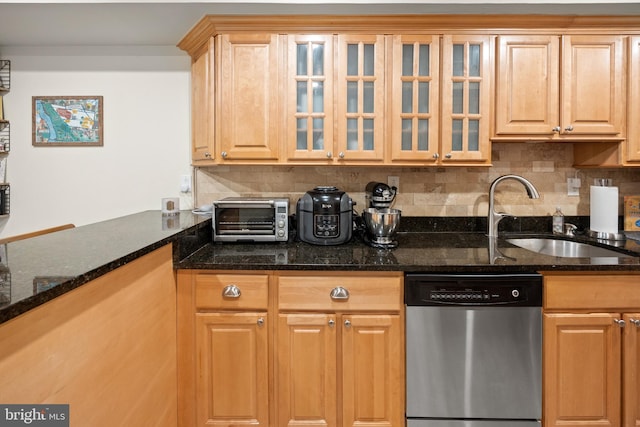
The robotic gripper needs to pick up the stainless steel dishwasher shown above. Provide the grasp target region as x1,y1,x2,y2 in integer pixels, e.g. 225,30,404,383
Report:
405,273,543,427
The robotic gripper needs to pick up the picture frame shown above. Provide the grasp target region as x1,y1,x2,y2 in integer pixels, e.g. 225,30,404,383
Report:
32,96,103,146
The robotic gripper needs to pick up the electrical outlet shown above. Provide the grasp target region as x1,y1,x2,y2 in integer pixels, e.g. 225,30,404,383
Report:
180,174,191,193
567,177,581,196
388,176,400,190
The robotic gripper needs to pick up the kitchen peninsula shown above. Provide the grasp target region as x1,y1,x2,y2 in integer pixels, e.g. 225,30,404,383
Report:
0,211,639,426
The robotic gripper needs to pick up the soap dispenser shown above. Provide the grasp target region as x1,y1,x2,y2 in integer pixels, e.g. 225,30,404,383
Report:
552,207,564,234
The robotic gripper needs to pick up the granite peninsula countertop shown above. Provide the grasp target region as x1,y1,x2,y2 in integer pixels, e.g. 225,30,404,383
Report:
1,211,639,325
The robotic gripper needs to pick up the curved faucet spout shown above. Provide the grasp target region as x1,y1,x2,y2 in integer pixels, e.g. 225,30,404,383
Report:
488,175,540,238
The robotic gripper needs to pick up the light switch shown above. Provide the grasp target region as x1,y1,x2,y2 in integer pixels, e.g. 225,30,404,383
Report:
567,177,581,196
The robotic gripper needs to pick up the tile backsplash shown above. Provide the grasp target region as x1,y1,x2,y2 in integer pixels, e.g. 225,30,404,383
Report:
195,143,640,218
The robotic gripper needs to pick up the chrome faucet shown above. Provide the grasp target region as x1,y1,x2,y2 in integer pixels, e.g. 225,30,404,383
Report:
488,175,540,238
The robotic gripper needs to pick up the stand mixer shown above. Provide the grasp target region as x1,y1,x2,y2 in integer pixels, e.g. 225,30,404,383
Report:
362,182,401,248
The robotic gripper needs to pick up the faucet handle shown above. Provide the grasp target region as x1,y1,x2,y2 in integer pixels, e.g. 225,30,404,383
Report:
564,223,577,236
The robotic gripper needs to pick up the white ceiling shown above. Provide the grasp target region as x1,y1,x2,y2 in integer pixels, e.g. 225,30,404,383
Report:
0,1,639,52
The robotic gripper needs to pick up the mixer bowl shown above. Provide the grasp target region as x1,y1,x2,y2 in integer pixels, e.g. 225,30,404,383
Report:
362,208,401,243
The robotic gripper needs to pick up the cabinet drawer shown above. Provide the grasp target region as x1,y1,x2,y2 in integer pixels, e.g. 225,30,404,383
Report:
278,273,402,312
195,273,268,310
544,274,640,310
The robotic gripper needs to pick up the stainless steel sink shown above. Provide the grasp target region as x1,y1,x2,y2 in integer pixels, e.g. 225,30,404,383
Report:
506,238,631,258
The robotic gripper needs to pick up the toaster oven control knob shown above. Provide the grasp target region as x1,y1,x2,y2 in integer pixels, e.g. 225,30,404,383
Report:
277,229,285,237
278,220,285,228
222,284,241,298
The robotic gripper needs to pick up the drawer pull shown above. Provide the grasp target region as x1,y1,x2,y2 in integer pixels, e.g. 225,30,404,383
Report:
630,318,640,327
222,284,241,298
344,319,351,328
330,286,349,301
614,318,625,327
328,319,335,327
257,317,265,327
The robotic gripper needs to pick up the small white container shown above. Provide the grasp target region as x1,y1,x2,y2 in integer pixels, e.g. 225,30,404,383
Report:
161,197,180,216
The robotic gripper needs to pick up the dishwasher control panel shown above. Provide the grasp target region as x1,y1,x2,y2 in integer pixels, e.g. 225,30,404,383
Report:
405,273,543,306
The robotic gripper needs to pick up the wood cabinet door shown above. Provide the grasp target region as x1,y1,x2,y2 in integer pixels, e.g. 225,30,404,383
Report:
389,35,440,163
624,313,640,427
440,35,492,164
195,312,269,427
191,38,215,163
335,34,385,163
561,35,625,137
628,36,640,162
217,33,280,161
285,34,335,162
341,314,403,427
544,313,622,427
495,35,560,136
277,313,337,427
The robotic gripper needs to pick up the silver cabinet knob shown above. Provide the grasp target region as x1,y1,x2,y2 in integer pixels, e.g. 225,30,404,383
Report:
204,152,212,158
221,151,228,158
564,125,574,132
222,284,241,298
326,151,332,158
344,319,351,328
552,126,561,132
630,318,640,327
328,319,335,327
338,152,345,159
257,317,265,327
330,286,349,300
445,153,452,159
433,153,439,159
614,318,626,327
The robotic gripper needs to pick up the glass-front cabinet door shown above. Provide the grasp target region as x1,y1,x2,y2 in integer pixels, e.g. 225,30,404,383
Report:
390,35,440,163
441,35,492,164
286,35,335,161
336,35,385,162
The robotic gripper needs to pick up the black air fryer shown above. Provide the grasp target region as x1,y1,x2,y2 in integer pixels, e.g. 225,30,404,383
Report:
296,186,354,245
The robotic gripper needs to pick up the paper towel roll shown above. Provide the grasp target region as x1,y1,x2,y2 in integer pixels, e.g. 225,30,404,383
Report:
590,185,619,233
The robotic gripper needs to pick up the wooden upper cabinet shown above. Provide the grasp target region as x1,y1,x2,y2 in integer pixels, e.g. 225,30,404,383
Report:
336,35,386,163
624,313,640,427
627,36,640,163
285,35,335,162
389,35,440,163
495,34,626,142
440,35,492,165
191,38,215,163
495,35,560,136
217,33,280,162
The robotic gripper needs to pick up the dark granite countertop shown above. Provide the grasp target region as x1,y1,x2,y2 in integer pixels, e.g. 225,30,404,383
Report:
2,211,639,325
0,211,212,324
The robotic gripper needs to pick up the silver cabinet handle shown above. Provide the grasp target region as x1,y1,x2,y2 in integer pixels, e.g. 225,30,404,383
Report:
344,319,351,328
630,318,640,327
328,319,335,327
614,318,626,327
445,153,452,159
221,151,228,158
222,284,241,298
330,286,349,300
204,152,211,158
564,125,574,132
257,317,264,327
552,126,561,132
433,153,439,159
338,152,345,159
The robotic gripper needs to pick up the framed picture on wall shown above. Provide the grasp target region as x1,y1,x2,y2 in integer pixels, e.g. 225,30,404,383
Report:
32,96,103,146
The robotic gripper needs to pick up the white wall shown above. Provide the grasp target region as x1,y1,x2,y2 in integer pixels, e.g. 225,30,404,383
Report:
0,48,193,238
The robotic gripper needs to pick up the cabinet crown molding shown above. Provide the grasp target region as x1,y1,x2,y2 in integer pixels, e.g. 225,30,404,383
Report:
178,14,640,58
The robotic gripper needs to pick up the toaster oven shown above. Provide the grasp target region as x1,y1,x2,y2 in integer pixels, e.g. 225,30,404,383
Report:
212,197,289,243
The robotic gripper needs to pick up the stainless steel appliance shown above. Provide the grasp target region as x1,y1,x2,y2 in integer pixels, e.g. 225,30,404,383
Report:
296,186,354,245
405,273,543,427
212,197,289,243
363,181,400,248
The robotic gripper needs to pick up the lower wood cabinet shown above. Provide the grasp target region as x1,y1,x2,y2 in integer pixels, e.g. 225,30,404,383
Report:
543,273,640,427
177,270,404,427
